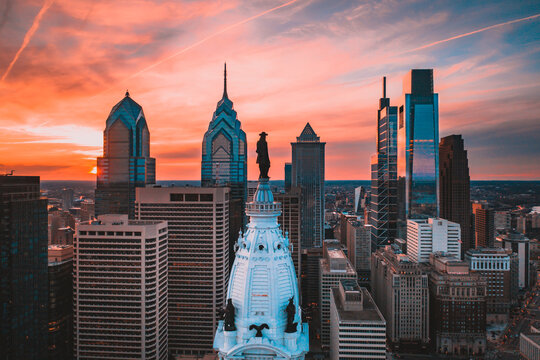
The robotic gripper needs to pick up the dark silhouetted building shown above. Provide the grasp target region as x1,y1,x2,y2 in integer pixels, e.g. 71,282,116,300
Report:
1,175,48,359
95,91,156,218
275,187,301,280
370,77,398,249
201,64,247,270
473,203,494,248
398,70,439,236
61,188,73,211
284,162,292,192
47,245,73,360
292,123,325,248
440,134,472,257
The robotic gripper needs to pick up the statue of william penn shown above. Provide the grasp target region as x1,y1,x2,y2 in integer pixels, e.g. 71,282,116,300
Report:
256,132,270,179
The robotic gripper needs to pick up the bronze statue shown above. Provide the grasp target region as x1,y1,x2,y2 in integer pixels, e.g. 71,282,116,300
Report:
223,298,236,331
256,132,270,179
249,323,269,337
285,297,298,333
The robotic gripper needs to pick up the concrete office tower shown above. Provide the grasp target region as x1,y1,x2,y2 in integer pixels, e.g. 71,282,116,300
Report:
320,242,357,348
213,179,309,359
80,200,95,222
407,218,461,262
371,245,430,351
397,70,439,233
346,219,372,286
370,77,398,248
48,245,73,360
292,123,325,248
499,232,531,289
330,280,386,360
428,253,487,356
275,186,302,280
440,135,472,257
95,91,156,218
202,64,247,270
495,211,511,231
136,187,229,355
0,175,48,359
473,203,495,248
465,248,519,323
61,188,74,210
285,162,292,192
75,215,168,360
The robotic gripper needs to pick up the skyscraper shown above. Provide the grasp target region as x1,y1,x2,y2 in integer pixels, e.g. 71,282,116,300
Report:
292,123,325,248
136,186,230,355
0,175,48,359
284,162,292,192
75,215,168,360
201,64,247,268
473,204,495,248
95,91,156,218
440,134,472,257
213,178,309,358
398,69,439,230
370,77,398,248
407,218,461,262
275,187,302,280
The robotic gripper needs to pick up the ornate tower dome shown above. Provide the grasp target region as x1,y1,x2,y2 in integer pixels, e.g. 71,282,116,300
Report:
214,134,309,359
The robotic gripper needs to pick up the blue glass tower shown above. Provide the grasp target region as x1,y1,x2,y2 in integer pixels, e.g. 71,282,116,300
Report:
95,91,156,218
1,175,48,359
370,77,398,249
397,69,439,230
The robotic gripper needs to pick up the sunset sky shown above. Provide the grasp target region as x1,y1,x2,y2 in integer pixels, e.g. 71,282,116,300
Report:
1,0,539,180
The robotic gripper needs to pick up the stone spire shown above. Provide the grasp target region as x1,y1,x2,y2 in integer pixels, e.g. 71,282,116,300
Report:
223,62,228,99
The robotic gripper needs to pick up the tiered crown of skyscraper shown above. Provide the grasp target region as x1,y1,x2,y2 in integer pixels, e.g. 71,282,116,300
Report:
214,136,308,359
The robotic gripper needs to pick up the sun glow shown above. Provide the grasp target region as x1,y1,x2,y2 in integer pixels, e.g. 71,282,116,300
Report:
89,166,97,175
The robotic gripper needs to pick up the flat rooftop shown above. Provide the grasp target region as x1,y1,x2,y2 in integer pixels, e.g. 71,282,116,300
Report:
332,287,385,323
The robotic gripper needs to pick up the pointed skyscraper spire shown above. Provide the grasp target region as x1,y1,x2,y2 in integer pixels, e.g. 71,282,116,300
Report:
223,62,228,99
125,89,130,97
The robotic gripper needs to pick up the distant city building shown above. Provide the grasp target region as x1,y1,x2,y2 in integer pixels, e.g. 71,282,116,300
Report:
371,245,430,350
80,200,95,222
136,186,230,355
397,69,439,233
75,215,168,360
284,162,292,192
48,245,73,360
201,64,247,272
370,77,398,248
275,187,302,281
407,218,461,262
439,134,473,257
292,123,325,249
213,179,309,359
319,242,357,348
499,232,531,289
339,212,358,246
465,248,519,322
428,253,487,356
354,186,367,214
473,203,495,248
48,209,75,245
330,280,386,360
0,175,48,359
95,91,156,218
495,211,511,231
61,188,74,210
346,219,372,286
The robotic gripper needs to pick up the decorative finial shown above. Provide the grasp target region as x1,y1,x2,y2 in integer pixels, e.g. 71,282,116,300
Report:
223,62,228,99
125,89,130,97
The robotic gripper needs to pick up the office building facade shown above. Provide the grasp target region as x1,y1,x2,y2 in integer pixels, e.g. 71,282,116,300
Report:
407,218,461,263
499,232,530,289
346,219,372,285
74,215,168,359
0,175,48,359
371,245,430,350
275,187,302,280
398,69,439,229
439,134,473,257
136,186,230,355
95,91,156,218
473,204,495,248
292,123,325,248
330,280,386,360
370,77,398,248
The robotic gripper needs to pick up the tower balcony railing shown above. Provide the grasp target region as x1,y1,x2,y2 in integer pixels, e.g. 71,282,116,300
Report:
245,201,281,216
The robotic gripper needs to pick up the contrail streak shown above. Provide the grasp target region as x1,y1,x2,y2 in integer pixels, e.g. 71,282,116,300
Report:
401,13,540,54
1,0,54,82
120,0,300,84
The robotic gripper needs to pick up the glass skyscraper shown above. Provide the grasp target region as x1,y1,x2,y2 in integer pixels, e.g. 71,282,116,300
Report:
201,64,247,266
292,123,325,248
1,175,48,359
398,69,439,231
95,91,156,218
370,77,398,249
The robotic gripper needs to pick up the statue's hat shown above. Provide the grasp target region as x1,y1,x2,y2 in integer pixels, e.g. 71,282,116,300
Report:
259,132,268,137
